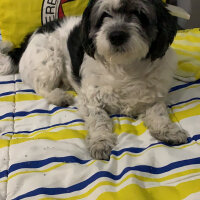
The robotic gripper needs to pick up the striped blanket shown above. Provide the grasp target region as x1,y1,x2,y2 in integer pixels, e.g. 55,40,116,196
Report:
0,31,200,199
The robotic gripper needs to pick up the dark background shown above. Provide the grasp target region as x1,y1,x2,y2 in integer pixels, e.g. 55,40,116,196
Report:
167,0,200,29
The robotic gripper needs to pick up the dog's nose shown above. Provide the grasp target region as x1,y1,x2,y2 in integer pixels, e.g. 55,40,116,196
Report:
109,31,129,46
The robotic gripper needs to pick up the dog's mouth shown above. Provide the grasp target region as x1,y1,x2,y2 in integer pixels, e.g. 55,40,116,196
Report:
111,46,128,54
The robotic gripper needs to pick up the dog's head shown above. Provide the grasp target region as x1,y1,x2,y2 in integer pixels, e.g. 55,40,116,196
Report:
80,0,177,64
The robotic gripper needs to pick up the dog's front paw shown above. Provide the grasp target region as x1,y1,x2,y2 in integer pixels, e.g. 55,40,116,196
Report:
150,123,188,145
87,134,117,160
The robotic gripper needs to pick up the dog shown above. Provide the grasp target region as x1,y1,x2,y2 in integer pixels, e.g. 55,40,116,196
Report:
0,0,188,160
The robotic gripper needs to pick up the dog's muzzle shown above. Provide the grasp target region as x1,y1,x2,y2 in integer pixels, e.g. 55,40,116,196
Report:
109,31,129,46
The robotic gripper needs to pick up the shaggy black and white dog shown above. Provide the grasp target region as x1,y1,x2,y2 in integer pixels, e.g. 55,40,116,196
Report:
0,0,188,160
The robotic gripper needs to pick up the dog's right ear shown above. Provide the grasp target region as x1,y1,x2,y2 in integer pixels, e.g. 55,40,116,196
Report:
80,0,96,58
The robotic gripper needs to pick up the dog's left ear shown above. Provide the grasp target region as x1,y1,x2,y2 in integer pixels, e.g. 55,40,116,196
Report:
147,1,177,61
80,0,96,58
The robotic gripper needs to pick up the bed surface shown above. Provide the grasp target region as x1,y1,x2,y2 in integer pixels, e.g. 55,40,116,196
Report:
0,73,200,200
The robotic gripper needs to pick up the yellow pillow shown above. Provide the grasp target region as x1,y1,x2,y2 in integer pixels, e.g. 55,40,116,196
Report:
0,0,89,47
172,28,200,82
0,0,168,47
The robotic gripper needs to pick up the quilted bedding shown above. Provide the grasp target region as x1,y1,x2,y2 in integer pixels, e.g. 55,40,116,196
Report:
1,30,200,199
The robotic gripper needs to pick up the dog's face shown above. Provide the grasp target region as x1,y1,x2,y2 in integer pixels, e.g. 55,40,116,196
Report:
81,0,177,64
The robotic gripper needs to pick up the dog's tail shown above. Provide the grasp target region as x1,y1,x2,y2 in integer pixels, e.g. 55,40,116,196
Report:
0,34,32,75
0,41,18,75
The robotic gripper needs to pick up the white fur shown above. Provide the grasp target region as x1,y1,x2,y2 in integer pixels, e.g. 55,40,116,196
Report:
0,4,188,160
76,48,187,160
0,41,16,75
19,17,81,106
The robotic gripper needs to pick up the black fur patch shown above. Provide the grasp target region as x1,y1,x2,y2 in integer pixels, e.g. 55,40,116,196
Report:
146,0,177,61
67,23,84,83
7,18,64,66
8,33,32,66
36,18,63,34
80,0,96,58
96,12,112,29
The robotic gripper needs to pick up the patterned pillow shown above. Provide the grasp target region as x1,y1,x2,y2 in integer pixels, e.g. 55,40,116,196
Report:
0,0,89,47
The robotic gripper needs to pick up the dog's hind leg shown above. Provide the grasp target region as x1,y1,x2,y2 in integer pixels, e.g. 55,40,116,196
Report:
33,66,74,106
38,87,74,107
19,36,74,107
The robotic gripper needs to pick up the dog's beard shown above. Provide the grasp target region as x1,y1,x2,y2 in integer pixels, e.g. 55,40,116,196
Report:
95,25,149,65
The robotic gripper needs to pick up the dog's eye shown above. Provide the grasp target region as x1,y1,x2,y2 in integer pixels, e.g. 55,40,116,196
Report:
129,10,149,26
96,12,112,28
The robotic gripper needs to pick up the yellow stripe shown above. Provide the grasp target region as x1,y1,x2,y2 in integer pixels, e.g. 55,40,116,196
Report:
177,62,200,78
170,104,200,122
13,109,77,122
187,84,200,90
0,90,76,102
12,129,87,142
96,179,200,200
1,105,199,148
171,100,200,111
0,109,77,122
15,93,43,101
174,49,200,61
0,94,43,102
114,122,147,136
39,172,200,200
5,118,144,139
10,123,85,138
0,163,65,183
175,29,200,38
175,35,200,43
172,43,200,52
1,120,199,150
0,139,9,148
0,95,15,102
0,113,136,123
112,117,137,123
6,121,146,141
0,129,87,148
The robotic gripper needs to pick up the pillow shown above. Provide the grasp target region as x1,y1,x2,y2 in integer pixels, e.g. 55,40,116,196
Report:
172,28,200,82
0,0,169,47
0,0,89,47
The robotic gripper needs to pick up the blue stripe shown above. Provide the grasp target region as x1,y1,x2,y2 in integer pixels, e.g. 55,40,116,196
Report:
13,157,200,200
16,89,35,93
168,97,200,108
0,90,36,97
112,134,200,157
2,119,84,136
0,113,136,136
1,92,198,121
0,170,7,179
0,91,15,97
0,79,22,85
0,106,77,121
0,112,14,120
169,79,200,93
0,156,89,180
8,156,90,175
0,134,199,180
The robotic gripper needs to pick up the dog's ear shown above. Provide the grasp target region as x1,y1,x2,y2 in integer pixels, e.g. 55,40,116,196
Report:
147,1,177,61
80,0,96,58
